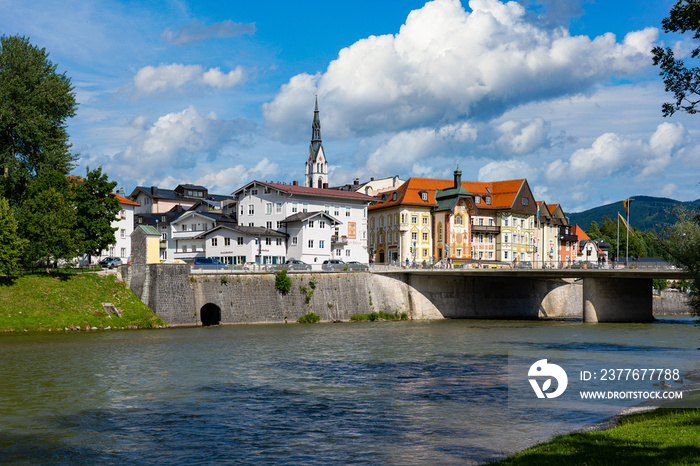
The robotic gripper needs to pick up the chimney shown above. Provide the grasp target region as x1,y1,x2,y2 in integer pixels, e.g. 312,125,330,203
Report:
151,186,158,195
323,182,329,189
292,181,298,186
116,187,126,197
353,178,359,186
370,177,375,181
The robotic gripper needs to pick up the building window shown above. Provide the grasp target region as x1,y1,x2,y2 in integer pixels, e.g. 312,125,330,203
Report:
411,231,417,241
320,221,325,228
412,215,418,224
346,208,351,217
237,237,244,245
334,207,340,216
504,219,509,227
380,217,384,227
211,238,218,247
522,197,529,206
309,221,314,228
422,248,428,258
456,248,462,256
346,249,351,257
421,192,428,201
276,202,282,213
479,234,484,243
319,240,325,249
292,202,298,213
276,238,282,246
422,216,428,225
395,232,399,242
276,221,282,229
224,237,231,246
308,240,314,248
422,232,428,242
504,251,509,259
266,203,272,214
475,196,481,204
266,238,272,245
292,237,298,245
324,205,330,214
121,247,126,258
303,203,309,213
485,196,491,205
251,189,258,195
248,205,254,215
454,214,463,225
266,221,272,229
388,216,392,227
504,234,509,243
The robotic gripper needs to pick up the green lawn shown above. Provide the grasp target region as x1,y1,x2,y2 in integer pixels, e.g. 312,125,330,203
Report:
492,406,700,466
0,271,165,332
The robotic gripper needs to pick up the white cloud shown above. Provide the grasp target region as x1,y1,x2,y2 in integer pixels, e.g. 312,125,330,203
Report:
660,183,677,197
162,19,256,45
133,63,245,94
478,159,538,182
496,118,549,154
264,0,657,141
193,159,280,192
116,106,255,182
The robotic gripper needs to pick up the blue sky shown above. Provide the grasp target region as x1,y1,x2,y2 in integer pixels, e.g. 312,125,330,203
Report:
2,0,698,212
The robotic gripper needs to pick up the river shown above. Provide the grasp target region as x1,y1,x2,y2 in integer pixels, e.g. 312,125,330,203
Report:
0,317,698,464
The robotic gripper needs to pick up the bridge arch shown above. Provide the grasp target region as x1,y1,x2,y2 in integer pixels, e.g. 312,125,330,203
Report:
200,303,221,326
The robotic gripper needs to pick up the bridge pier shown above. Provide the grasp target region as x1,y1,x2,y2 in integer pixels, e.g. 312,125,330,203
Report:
583,277,653,323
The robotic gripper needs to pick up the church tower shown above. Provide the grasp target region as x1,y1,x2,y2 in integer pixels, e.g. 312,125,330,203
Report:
305,97,328,189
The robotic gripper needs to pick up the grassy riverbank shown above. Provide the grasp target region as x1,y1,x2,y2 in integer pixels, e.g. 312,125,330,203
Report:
0,271,165,332
492,405,700,465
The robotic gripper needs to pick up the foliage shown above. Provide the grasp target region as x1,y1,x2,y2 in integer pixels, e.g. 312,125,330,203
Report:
72,167,120,261
0,35,77,206
658,206,700,315
0,197,27,275
0,271,165,332
17,172,78,268
300,279,317,303
651,0,700,116
297,312,320,324
351,311,409,321
653,279,668,291
275,269,292,294
585,220,601,240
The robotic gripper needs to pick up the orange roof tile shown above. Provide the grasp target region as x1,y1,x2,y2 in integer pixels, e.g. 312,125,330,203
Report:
572,225,589,241
112,193,139,206
369,177,529,212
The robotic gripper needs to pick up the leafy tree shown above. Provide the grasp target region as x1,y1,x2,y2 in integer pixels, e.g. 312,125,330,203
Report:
586,220,602,240
659,206,700,315
651,0,700,116
72,167,120,262
18,171,77,269
275,269,292,294
0,35,77,206
0,197,27,276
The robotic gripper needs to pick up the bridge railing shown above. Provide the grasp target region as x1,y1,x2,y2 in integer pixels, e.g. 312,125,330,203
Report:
367,259,678,272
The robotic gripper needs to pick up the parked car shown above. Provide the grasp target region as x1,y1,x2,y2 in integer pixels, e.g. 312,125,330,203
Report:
193,257,228,270
515,261,532,269
284,259,311,271
244,261,268,271
346,261,369,271
322,259,346,271
99,257,123,269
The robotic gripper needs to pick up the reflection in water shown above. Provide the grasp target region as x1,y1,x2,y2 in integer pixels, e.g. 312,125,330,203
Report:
0,317,697,464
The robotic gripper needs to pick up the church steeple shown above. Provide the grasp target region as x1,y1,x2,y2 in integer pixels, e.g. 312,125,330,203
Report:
311,96,322,151
306,97,328,189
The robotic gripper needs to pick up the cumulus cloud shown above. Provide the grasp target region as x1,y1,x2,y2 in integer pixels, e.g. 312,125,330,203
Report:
478,159,539,182
116,106,255,181
192,159,280,193
496,118,549,154
263,0,657,142
162,19,256,45
133,64,245,94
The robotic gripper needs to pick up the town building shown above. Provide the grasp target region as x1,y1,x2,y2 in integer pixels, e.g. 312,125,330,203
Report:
128,183,234,215
368,168,537,265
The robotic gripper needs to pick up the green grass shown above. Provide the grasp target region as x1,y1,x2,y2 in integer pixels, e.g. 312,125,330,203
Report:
491,407,700,465
351,311,409,321
0,271,165,332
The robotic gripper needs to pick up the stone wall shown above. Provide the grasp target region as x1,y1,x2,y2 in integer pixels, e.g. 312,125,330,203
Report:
653,290,693,315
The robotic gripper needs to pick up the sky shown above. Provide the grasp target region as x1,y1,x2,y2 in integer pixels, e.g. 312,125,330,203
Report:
2,0,698,212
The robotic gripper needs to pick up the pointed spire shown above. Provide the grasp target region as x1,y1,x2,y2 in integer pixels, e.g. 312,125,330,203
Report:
311,96,322,150
454,163,462,188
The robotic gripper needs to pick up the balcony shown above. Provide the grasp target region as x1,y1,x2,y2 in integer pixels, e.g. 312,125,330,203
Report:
471,224,500,234
331,235,348,246
172,229,209,239
559,233,578,243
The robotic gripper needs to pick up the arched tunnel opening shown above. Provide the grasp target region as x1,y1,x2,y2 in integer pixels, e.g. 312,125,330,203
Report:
200,303,221,326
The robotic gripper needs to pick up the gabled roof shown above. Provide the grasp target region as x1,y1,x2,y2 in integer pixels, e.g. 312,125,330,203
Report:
113,193,139,206
133,225,160,236
129,185,233,204
232,180,376,203
170,210,220,224
572,225,589,241
369,177,534,213
281,211,342,225
195,224,287,239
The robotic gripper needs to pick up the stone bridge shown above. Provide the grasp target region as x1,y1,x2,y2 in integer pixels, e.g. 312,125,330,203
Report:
124,262,691,326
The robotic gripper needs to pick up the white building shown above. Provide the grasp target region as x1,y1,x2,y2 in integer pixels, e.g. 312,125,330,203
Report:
232,181,374,268
197,225,288,266
95,192,138,263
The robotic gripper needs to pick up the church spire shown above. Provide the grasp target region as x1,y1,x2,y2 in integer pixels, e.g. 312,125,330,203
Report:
311,95,322,151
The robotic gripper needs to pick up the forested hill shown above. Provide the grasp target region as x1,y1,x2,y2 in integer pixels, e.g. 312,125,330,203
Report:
566,196,700,232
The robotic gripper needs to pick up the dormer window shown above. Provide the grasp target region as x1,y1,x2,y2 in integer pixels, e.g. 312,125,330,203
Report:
393,192,398,201
420,191,428,201
475,196,481,204
485,196,491,205
522,197,529,206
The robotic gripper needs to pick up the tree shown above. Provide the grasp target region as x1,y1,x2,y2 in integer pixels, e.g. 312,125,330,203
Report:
17,171,77,269
72,167,120,262
586,220,602,240
659,206,700,315
0,35,77,206
651,0,700,116
0,197,27,276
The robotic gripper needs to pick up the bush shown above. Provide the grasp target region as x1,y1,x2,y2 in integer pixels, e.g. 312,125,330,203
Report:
350,311,409,321
297,312,320,323
275,270,292,294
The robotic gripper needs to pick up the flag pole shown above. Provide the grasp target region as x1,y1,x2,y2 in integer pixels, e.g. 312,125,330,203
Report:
625,198,630,268
616,212,619,268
